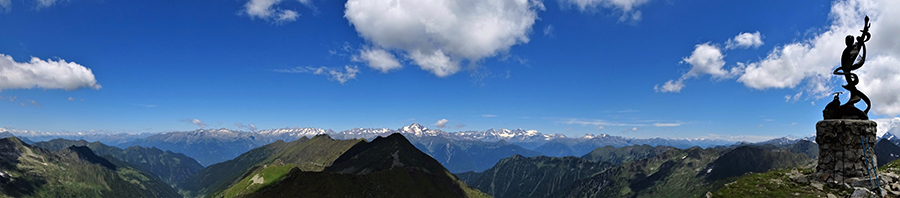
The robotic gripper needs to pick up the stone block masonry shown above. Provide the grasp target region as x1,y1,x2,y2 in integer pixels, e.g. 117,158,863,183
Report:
814,119,877,185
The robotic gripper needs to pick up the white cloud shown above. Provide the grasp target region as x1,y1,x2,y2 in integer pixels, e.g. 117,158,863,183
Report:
275,10,299,23
245,0,281,18
683,43,729,79
67,97,74,101
243,0,308,24
482,114,497,118
186,119,207,128
656,43,733,93
344,0,543,77
654,79,685,93
735,0,900,116
875,117,900,137
596,126,604,130
435,119,449,128
353,48,401,73
558,0,649,21
0,54,102,92
274,65,360,84
653,122,682,127
725,31,764,49
784,92,803,102
857,56,900,115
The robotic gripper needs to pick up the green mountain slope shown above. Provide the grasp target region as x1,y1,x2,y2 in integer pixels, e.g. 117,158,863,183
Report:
182,134,363,197
465,155,614,198
557,144,814,198
239,133,489,198
33,138,204,186
0,137,180,198
581,144,675,165
178,138,296,196
557,147,725,198
702,145,811,182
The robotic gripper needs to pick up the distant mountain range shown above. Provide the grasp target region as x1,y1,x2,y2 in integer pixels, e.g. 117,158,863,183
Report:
16,123,867,176
6,123,742,170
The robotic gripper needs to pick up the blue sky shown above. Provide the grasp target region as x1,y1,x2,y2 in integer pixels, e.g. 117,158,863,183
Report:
2,0,899,141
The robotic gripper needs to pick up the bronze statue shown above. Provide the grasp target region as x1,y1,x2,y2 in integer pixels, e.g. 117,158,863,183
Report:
825,16,871,120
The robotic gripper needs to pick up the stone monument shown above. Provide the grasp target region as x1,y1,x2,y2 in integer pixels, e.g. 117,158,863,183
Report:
814,16,882,194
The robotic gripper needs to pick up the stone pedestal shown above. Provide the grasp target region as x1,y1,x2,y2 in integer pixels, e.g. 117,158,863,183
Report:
814,119,877,184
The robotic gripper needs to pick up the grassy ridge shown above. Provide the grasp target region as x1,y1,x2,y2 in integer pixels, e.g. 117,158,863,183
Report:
711,169,852,198
219,163,296,198
0,137,180,198
33,138,204,186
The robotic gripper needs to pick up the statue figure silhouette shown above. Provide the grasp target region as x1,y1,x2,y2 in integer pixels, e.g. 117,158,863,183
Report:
829,16,871,119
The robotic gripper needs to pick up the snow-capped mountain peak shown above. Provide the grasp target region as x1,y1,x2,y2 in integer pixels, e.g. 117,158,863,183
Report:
397,123,446,137
256,127,332,137
340,128,394,135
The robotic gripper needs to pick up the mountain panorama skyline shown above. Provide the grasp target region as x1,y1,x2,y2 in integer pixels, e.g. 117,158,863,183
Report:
0,121,865,143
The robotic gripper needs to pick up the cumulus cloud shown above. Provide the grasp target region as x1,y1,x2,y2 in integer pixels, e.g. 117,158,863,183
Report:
344,0,543,77
68,97,74,101
435,119,449,128
682,43,730,79
274,65,360,84
0,54,102,92
725,31,764,49
735,0,900,115
352,48,401,73
558,0,649,21
655,43,735,93
184,119,207,128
